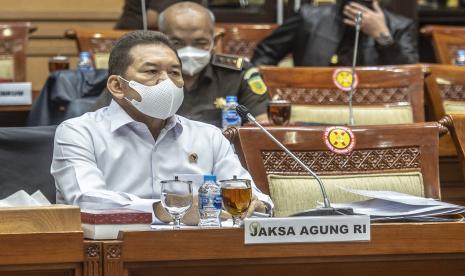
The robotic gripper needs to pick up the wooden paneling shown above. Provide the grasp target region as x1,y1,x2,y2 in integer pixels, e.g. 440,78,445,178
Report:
0,0,123,13
26,57,78,91
27,39,77,56
0,0,123,93
116,223,465,276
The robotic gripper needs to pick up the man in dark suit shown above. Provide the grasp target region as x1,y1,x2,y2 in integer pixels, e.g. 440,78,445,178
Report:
251,0,418,67
115,0,204,30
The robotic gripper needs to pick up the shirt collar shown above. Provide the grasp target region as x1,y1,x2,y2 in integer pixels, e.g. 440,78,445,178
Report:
107,100,183,137
108,100,135,132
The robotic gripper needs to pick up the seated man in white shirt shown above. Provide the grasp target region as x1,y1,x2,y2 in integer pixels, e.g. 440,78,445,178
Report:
51,30,272,223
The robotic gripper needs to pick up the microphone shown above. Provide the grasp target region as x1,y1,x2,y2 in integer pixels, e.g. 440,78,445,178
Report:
236,105,354,216
348,11,363,126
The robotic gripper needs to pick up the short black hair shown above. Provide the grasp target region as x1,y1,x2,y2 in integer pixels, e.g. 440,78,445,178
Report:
108,30,180,76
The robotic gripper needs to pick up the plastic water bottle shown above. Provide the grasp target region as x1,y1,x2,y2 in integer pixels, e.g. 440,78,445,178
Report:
222,95,242,130
198,175,222,228
77,51,94,72
455,50,465,66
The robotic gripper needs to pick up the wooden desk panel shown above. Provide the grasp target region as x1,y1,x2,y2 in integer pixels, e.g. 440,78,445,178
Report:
114,222,465,276
0,232,83,276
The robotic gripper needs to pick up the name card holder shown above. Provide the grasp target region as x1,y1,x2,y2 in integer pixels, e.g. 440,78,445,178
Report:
244,215,370,244
0,82,32,105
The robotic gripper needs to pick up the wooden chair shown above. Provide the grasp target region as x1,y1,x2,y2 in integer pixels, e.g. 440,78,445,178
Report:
225,124,441,216
424,64,465,156
65,28,128,69
215,23,277,59
0,22,36,82
421,25,465,64
66,28,226,69
260,65,425,125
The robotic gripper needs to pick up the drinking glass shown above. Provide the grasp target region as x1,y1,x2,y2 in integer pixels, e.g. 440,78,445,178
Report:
220,178,252,227
160,178,193,229
267,100,291,126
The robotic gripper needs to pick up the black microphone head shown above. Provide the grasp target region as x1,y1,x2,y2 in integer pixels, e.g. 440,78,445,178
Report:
235,105,250,121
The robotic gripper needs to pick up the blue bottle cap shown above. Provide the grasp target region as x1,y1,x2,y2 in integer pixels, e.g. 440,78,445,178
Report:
203,175,217,182
226,96,238,103
79,51,91,58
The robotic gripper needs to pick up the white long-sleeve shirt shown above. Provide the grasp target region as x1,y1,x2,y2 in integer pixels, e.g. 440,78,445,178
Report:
51,100,272,219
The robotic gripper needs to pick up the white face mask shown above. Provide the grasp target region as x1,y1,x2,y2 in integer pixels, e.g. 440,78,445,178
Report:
119,77,184,120
177,46,212,76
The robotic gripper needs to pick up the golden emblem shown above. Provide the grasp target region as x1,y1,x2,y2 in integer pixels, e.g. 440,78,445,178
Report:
248,76,267,95
332,68,358,92
324,126,356,154
214,97,227,109
188,153,198,163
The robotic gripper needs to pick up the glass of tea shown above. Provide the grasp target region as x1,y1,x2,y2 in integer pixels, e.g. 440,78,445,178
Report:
220,177,252,227
160,177,193,229
267,100,291,126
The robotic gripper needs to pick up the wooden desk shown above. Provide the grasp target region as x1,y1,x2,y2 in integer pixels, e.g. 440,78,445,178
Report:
89,222,465,276
2,222,465,276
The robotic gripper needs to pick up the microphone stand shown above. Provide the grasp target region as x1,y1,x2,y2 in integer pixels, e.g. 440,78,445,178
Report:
237,106,353,216
348,11,363,126
140,0,148,31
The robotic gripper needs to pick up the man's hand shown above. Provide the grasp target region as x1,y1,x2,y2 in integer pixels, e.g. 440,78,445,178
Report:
343,0,389,39
243,195,268,218
153,197,200,226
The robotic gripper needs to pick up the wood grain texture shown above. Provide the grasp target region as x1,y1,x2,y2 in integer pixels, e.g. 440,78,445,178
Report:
103,241,123,276
429,28,465,64
124,256,465,276
0,232,83,265
216,23,277,58
0,205,81,234
119,222,465,262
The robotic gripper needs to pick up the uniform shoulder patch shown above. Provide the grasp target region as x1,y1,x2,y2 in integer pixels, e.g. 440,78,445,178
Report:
244,67,267,95
211,53,243,71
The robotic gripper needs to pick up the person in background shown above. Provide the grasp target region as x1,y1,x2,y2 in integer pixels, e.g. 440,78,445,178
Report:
102,1,268,127
251,0,418,67
115,0,204,30
51,30,272,224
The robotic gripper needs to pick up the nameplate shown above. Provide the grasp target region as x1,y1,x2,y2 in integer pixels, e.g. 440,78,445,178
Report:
0,82,32,105
244,215,370,244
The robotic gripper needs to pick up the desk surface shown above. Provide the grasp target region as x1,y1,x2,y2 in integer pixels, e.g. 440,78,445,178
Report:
2,222,465,276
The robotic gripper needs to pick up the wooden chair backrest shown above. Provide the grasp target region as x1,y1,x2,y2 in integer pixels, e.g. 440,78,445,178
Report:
429,28,465,64
440,114,465,180
0,22,35,82
425,64,465,120
215,23,277,59
65,28,128,69
259,65,425,122
224,123,441,199
65,29,128,53
420,25,465,37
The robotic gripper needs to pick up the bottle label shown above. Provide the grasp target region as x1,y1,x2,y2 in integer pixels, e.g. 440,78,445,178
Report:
199,193,222,210
199,194,209,209
222,110,241,128
213,195,222,209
